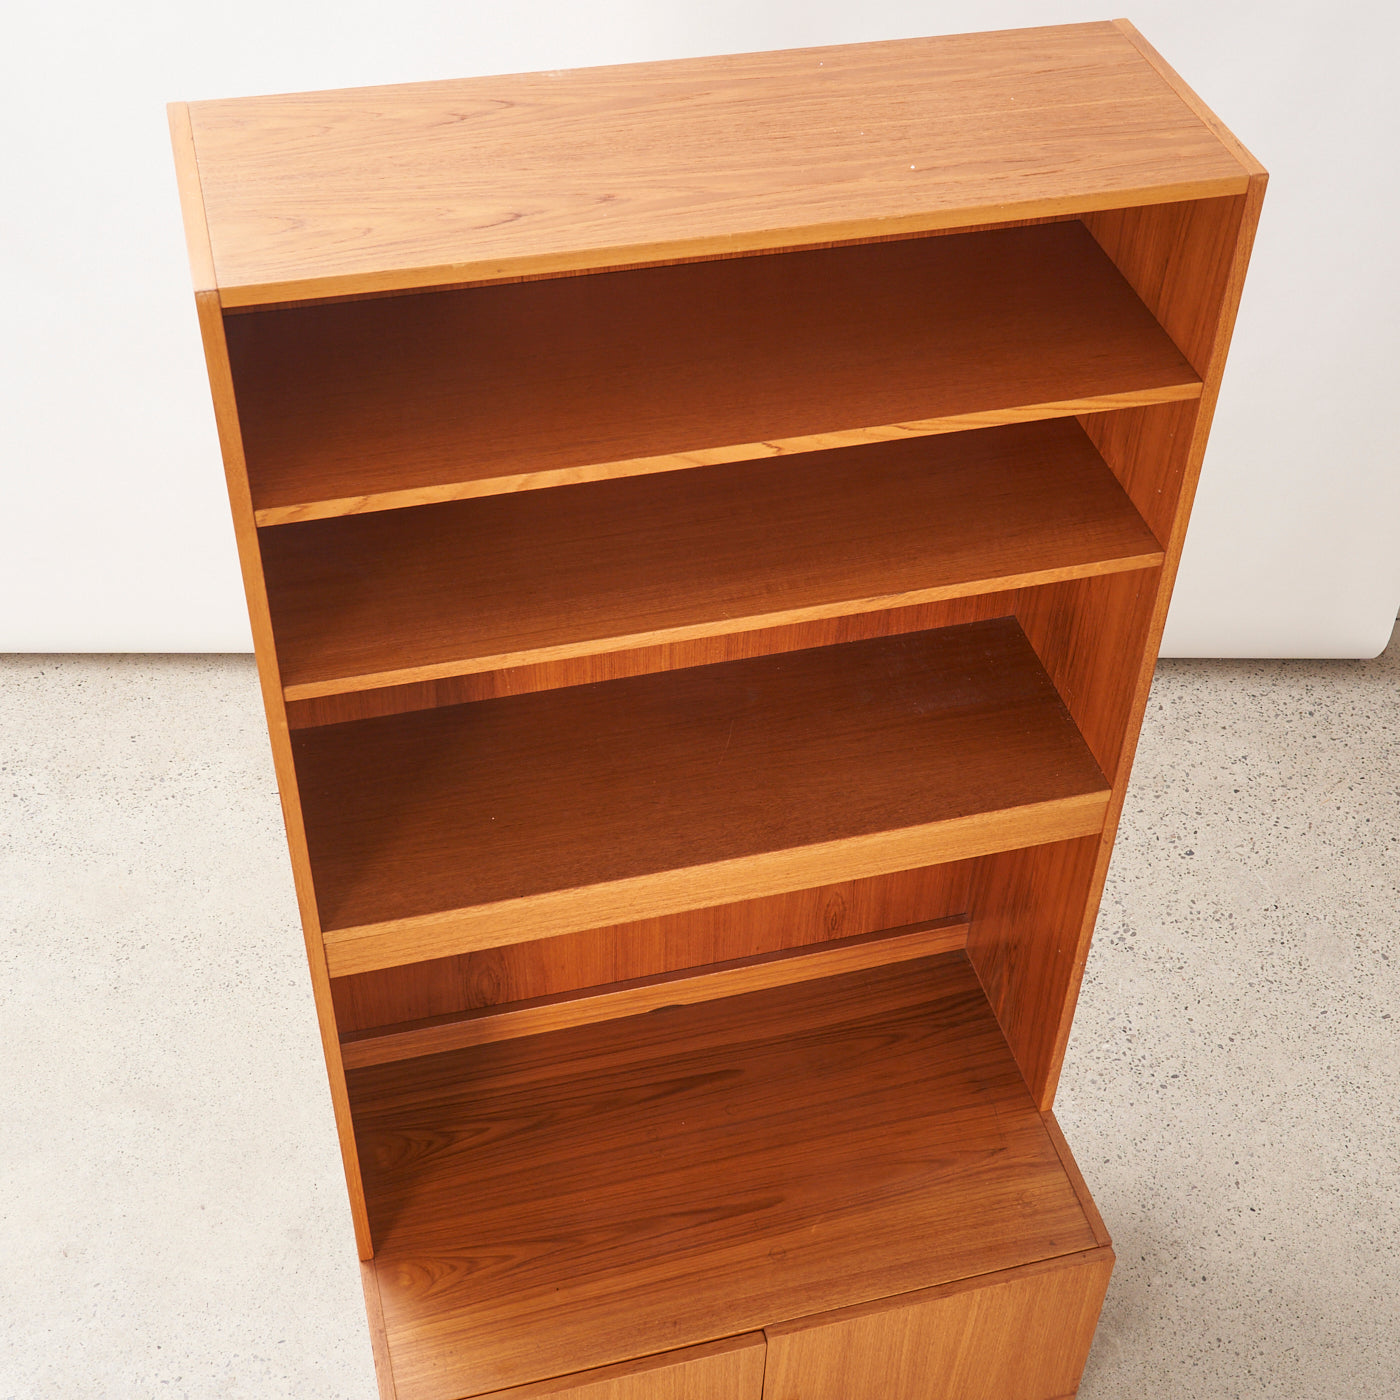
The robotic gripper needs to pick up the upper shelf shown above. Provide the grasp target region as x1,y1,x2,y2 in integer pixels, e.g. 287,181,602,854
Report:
262,418,1163,702
296,619,1110,977
178,22,1252,305
230,221,1201,525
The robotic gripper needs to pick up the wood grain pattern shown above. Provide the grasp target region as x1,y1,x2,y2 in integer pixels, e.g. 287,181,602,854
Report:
351,953,1100,1398
184,24,1249,306
262,419,1162,701
763,1247,1113,1400
1084,195,1245,381
293,621,1110,975
330,861,973,1033
471,1336,766,1400
340,918,968,1067
226,222,1200,525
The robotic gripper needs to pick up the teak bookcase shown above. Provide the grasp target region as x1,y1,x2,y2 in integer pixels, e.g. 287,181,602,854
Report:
171,21,1264,1400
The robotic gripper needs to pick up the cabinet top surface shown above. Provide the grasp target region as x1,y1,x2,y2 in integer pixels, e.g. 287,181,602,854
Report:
178,20,1253,307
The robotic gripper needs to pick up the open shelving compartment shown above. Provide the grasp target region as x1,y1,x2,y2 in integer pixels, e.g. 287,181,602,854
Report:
171,21,1264,1400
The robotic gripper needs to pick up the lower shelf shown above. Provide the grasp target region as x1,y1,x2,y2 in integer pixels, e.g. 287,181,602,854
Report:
297,618,1110,975
350,950,1111,1400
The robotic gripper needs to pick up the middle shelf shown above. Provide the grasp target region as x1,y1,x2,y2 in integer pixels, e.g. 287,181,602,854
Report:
296,618,1111,976
263,417,1163,701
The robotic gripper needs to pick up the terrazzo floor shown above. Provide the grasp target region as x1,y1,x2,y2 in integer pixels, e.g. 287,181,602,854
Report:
2,625,1396,1399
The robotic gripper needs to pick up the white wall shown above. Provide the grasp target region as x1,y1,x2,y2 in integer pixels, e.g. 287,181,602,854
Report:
2,1,1395,656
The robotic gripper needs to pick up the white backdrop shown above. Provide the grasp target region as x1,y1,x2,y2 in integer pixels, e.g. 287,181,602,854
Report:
2,1,1396,656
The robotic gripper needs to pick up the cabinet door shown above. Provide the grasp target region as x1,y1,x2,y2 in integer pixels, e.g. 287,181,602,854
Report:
763,1249,1112,1400
475,1334,767,1399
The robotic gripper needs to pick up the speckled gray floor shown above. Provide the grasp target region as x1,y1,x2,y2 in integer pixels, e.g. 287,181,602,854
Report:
2,627,1396,1399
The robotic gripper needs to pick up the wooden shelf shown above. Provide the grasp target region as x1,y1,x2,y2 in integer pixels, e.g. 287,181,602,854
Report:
263,418,1164,702
228,221,1201,525
295,618,1110,976
349,950,1103,1400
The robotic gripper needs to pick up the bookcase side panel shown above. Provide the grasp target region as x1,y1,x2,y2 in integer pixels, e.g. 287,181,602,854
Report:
967,565,1157,1101
172,107,373,1255
197,292,374,1257
971,178,1266,1110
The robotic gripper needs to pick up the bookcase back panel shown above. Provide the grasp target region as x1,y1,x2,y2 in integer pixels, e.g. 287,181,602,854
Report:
331,861,973,1034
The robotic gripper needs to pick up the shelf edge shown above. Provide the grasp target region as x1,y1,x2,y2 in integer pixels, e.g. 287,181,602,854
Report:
321,792,1109,978
217,180,1247,309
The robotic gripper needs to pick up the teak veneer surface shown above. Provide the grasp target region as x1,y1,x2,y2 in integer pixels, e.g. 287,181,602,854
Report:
350,953,1099,1399
227,222,1201,524
763,1248,1113,1400
263,419,1164,700
329,861,975,1035
339,918,970,1068
184,23,1250,305
294,620,1110,973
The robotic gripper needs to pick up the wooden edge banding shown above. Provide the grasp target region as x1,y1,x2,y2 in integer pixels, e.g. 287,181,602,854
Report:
190,281,374,1260
252,386,1203,527
281,553,1166,704
340,917,969,1068
322,793,1109,978
763,1246,1116,1340
1042,1112,1113,1249
167,104,217,293
359,1261,398,1400
1113,19,1267,177
216,178,1247,309
223,212,1081,317
467,1334,767,1398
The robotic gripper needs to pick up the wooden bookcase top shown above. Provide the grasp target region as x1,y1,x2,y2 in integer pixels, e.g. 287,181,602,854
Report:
174,20,1256,306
